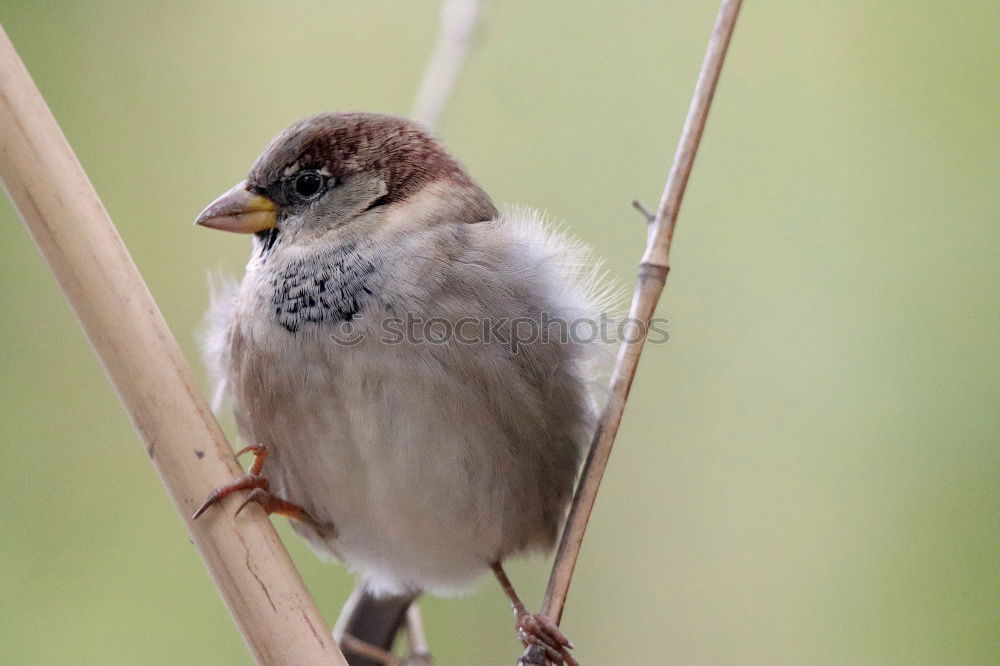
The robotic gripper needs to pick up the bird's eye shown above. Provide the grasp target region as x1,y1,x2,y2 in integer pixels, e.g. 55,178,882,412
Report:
292,171,324,199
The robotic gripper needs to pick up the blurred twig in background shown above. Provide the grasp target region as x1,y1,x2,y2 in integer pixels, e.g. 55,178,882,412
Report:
411,0,483,130
522,0,743,662
0,25,348,666
334,2,486,663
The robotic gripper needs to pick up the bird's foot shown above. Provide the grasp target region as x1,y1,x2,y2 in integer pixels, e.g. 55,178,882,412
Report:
191,445,325,532
492,561,577,666
515,611,576,666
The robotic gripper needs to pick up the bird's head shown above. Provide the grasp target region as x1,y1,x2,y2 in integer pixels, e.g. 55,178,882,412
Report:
194,112,496,242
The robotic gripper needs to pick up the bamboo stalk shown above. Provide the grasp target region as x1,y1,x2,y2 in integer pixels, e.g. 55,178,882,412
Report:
522,1,743,662
0,25,346,666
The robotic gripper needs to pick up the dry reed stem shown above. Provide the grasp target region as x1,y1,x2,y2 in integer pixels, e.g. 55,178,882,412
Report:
0,24,346,666
521,1,744,662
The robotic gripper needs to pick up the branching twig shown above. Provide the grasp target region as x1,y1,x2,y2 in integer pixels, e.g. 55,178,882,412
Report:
0,25,347,666
411,0,483,131
521,1,743,662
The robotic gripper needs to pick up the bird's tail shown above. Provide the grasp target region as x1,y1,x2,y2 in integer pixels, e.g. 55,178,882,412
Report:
333,583,418,666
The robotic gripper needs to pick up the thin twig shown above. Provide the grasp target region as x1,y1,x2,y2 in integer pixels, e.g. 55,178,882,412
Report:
411,0,483,131
329,2,484,659
341,634,400,666
337,2,487,661
521,1,743,662
404,603,432,664
632,199,655,223
0,25,347,666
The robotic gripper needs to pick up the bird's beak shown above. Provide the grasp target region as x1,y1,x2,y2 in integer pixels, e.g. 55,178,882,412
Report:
194,181,278,233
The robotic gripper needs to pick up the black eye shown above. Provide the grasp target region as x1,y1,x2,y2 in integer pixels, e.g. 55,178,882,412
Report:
292,171,323,199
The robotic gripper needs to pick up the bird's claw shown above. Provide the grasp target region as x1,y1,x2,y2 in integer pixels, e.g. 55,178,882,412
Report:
191,444,326,533
234,486,324,530
191,473,269,520
516,612,577,666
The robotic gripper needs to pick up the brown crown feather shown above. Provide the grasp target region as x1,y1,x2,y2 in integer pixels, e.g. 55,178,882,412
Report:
248,112,494,220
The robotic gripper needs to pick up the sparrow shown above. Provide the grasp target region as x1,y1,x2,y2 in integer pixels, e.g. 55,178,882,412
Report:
192,112,613,665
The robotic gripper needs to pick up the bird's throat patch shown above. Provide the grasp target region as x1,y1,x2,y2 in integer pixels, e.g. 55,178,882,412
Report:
269,241,379,333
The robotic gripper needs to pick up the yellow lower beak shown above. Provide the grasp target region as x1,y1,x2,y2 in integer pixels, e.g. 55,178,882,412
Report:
195,181,277,233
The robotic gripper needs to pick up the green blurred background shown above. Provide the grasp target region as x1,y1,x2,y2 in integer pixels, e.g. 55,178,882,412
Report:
1,1,997,664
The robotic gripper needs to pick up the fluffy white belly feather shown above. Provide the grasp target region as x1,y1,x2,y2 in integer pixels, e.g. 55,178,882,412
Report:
206,207,610,597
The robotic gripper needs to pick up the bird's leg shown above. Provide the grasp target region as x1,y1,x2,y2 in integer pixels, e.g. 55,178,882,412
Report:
191,445,323,529
491,561,577,666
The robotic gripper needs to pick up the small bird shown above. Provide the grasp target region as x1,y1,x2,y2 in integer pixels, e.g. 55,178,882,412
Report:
193,112,613,665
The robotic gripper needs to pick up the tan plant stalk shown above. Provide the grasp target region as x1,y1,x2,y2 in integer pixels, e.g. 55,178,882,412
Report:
0,25,347,666
522,0,744,662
